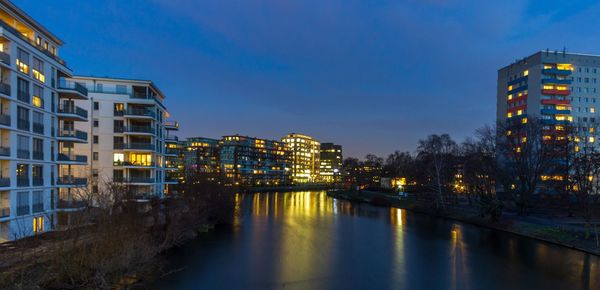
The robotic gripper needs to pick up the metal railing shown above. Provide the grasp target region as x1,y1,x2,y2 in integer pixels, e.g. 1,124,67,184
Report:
57,199,87,209
17,177,29,187
57,153,87,163
125,142,154,150
125,108,155,118
17,119,29,131
125,125,154,134
0,50,9,65
33,122,44,134
114,177,154,184
17,149,29,159
57,177,87,186
58,129,88,141
16,205,29,216
32,151,43,160
32,177,43,186
0,83,10,96
0,146,9,157
0,178,9,187
115,161,155,167
0,207,9,218
58,105,88,119
32,203,43,213
0,113,10,126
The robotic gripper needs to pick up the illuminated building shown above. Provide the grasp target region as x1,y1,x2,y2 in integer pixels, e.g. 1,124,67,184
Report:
164,120,180,194
497,50,600,193
0,1,78,241
181,137,220,182
319,143,342,183
69,76,173,200
220,135,289,186
282,133,320,184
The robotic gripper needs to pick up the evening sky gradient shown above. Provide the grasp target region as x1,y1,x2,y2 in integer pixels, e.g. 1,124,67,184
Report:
12,0,600,158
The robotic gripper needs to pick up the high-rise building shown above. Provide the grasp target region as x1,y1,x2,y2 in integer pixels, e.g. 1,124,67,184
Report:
220,135,289,186
69,76,172,200
319,143,342,183
282,133,320,183
181,137,220,182
0,1,79,241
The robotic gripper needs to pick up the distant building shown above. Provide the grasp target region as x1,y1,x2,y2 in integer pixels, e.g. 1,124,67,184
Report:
319,143,342,183
181,137,220,182
220,135,289,186
282,133,320,183
164,121,180,194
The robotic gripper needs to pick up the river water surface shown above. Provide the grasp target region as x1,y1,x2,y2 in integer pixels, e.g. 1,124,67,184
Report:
154,191,599,290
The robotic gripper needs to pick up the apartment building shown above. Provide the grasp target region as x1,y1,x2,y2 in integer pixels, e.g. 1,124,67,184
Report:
319,143,342,183
220,135,289,186
69,76,171,200
0,0,79,241
164,120,180,194
281,133,320,184
181,137,220,182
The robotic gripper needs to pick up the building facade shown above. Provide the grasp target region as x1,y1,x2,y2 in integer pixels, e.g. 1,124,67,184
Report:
70,76,171,200
164,120,180,194
319,143,342,183
220,135,289,186
282,133,320,183
0,1,82,241
181,137,220,183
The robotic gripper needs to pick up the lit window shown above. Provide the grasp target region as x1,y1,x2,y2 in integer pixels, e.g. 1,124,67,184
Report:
591,107,596,113
507,112,513,118
589,137,595,143
33,216,44,233
32,96,42,108
522,118,528,124
523,70,529,76
113,153,124,164
16,48,29,74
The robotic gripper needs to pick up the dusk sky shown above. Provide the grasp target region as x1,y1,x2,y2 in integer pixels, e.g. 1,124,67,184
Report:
13,0,600,158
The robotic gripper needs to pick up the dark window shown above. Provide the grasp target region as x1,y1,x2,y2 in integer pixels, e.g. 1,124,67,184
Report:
93,135,99,144
17,106,29,131
93,152,98,161
17,78,29,103
93,101,99,110
93,119,99,127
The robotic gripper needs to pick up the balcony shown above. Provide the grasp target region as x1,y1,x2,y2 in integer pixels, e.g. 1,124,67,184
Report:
33,122,44,135
165,148,178,155
0,83,9,96
0,178,9,187
17,177,29,187
57,177,87,187
542,119,571,125
0,206,9,218
0,113,10,126
125,177,154,184
57,105,88,121
124,142,154,151
541,99,570,105
124,108,155,119
541,109,571,115
0,50,9,66
542,89,570,96
57,199,87,211
165,121,179,131
58,129,88,143
114,161,155,168
131,92,153,100
507,85,527,95
57,79,88,99
0,19,66,66
541,78,572,85
124,125,154,135
165,135,179,143
542,68,572,76
57,153,88,164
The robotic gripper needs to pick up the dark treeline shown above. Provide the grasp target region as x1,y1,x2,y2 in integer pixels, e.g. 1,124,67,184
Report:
343,119,600,237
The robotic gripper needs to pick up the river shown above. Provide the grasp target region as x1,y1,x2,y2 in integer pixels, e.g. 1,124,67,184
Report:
153,191,599,290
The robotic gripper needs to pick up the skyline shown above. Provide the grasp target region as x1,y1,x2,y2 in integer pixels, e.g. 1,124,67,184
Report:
12,0,600,158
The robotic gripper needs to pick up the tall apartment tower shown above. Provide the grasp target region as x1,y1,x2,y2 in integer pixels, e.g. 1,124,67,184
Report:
0,1,80,241
69,76,171,200
319,143,342,183
282,133,320,184
498,51,599,149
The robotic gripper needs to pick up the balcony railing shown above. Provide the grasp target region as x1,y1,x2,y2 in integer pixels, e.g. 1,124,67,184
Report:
32,151,43,160
17,119,29,131
16,205,29,216
125,126,154,134
32,203,43,213
17,177,29,187
165,177,179,183
125,108,155,118
32,177,43,186
58,79,88,96
0,178,9,187
125,142,154,150
132,92,153,99
114,161,155,167
0,207,9,218
59,129,88,141
57,177,87,186
57,199,87,210
114,177,154,184
0,50,9,66
33,122,44,134
58,105,88,119
165,135,179,142
57,153,88,163
0,83,10,96
0,113,10,126
165,148,178,155
17,149,29,159
0,146,9,157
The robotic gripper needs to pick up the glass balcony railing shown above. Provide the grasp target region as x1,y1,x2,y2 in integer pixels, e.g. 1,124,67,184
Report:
125,142,154,150
125,108,155,118
57,153,88,163
57,177,87,186
58,129,88,141
57,79,88,96
58,105,88,119
57,199,87,210
125,126,154,134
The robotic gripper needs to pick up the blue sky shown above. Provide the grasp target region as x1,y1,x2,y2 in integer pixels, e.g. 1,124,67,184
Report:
12,0,600,157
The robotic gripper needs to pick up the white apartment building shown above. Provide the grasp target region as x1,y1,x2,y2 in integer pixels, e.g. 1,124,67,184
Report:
69,76,174,200
0,0,82,241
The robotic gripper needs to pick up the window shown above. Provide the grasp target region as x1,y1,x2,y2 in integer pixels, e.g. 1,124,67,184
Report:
114,103,124,116
113,136,124,149
32,58,45,82
17,191,29,216
93,152,98,161
113,169,123,182
113,153,124,165
93,135,99,144
16,164,28,187
130,153,152,166
32,111,43,134
592,107,596,113
17,135,29,159
43,41,49,50
16,48,29,74
36,36,41,46
17,78,29,103
33,216,44,233
114,120,124,133
17,106,29,131
96,83,103,92
116,85,127,94
32,138,43,160
93,119,99,127
32,165,43,186
32,85,43,108
93,102,99,110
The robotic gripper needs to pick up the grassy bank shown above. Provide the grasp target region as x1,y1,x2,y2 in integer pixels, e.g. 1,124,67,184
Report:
327,189,600,256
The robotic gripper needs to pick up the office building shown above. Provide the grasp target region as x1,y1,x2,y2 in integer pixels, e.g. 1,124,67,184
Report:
281,133,320,183
319,143,342,183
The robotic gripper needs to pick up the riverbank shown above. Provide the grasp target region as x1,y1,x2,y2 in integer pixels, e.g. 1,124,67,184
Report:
327,189,600,256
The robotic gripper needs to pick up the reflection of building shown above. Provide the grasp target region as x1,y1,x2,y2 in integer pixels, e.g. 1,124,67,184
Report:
282,133,320,183
71,76,171,200
319,143,342,183
220,135,289,186
181,137,220,182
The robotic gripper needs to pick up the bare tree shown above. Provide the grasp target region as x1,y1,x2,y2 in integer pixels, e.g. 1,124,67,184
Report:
417,134,458,211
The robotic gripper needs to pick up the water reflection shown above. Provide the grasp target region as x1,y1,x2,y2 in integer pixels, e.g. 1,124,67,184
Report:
157,191,600,290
